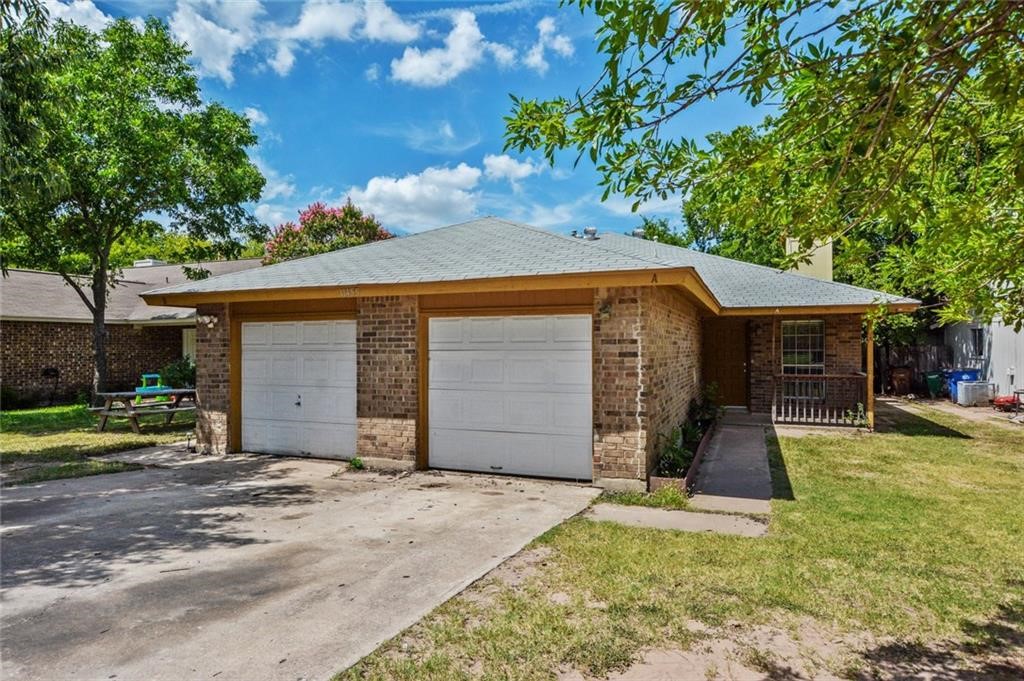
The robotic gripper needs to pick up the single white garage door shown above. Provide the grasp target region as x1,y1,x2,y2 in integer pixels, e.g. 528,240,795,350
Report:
429,315,592,480
241,320,356,459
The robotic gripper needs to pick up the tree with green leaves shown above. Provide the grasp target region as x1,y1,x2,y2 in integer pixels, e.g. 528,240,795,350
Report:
263,200,392,265
0,15,265,395
505,0,1024,326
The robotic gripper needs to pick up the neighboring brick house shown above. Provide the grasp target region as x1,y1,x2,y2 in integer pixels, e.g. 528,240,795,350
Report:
0,258,261,404
142,218,917,490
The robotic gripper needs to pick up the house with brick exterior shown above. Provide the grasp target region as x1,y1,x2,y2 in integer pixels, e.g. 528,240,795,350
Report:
0,258,261,404
141,218,917,490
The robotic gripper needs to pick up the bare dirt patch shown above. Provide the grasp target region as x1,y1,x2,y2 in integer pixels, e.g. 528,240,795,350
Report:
557,611,1024,681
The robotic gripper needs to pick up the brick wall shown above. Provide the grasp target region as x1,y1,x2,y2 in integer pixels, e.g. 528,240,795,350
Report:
356,296,418,463
194,304,230,454
0,320,183,404
592,287,646,483
592,286,702,486
748,314,864,413
641,287,702,472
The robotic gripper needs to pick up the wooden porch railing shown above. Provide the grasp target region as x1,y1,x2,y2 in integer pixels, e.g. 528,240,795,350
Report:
771,373,868,426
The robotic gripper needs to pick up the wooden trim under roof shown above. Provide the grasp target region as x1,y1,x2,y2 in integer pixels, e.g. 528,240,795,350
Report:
143,267,724,315
717,302,918,316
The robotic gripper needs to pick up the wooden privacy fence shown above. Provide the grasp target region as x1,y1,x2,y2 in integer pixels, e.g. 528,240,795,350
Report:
877,345,951,393
771,373,868,426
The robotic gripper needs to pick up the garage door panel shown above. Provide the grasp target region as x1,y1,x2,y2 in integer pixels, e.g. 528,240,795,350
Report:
506,316,548,342
553,316,591,343
432,390,588,436
430,316,590,351
428,314,592,480
430,429,591,480
271,323,299,346
241,320,356,459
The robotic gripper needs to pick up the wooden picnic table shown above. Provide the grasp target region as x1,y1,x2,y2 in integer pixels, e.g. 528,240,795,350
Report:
92,389,197,433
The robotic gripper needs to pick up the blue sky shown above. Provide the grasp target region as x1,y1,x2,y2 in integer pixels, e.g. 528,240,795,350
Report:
47,0,765,235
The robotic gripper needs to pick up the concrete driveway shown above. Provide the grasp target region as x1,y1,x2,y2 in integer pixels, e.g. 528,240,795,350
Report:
1,448,598,681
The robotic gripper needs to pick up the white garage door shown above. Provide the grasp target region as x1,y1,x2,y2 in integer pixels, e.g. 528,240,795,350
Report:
241,320,356,459
429,315,592,480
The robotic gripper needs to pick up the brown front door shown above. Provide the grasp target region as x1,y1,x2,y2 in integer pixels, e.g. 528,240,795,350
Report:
703,318,749,406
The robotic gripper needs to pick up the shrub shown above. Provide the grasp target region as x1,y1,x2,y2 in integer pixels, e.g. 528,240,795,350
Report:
349,456,365,470
160,357,196,388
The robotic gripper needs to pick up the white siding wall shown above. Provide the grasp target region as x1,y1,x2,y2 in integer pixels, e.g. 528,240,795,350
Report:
946,320,1023,396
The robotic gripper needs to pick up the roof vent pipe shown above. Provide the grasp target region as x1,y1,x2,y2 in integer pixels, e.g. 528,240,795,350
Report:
631,227,645,238
582,225,598,240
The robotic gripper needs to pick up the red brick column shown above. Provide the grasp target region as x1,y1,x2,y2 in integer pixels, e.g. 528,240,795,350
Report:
356,296,418,467
592,287,648,489
195,303,230,454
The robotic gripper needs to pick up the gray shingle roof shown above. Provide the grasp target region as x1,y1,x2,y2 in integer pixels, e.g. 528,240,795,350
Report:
1,259,261,323
145,217,917,310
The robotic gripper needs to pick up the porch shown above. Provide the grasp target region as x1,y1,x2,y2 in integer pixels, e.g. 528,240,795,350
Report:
703,314,875,429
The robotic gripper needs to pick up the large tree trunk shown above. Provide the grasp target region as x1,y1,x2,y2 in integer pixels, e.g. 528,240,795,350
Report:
91,267,109,399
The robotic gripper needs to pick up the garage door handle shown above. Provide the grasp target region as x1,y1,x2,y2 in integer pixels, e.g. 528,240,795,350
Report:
490,466,503,471
294,394,302,407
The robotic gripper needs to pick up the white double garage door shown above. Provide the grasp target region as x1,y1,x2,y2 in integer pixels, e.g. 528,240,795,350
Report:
240,314,592,480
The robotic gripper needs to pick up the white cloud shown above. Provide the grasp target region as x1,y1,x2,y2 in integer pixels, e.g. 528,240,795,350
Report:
390,10,512,87
363,1,421,42
347,163,482,231
169,2,253,85
487,41,517,68
278,0,362,43
243,107,269,126
44,0,113,32
483,154,543,185
370,119,480,154
255,203,292,226
253,156,296,201
269,42,296,76
523,16,573,75
600,194,680,217
365,63,381,81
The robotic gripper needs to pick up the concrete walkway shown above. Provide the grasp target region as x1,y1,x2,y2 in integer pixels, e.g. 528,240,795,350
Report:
587,504,767,537
689,411,773,515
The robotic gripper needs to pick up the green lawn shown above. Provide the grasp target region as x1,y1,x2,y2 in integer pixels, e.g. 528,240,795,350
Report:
341,403,1024,680
0,403,195,485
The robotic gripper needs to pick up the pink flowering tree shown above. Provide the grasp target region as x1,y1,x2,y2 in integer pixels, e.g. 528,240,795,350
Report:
263,199,393,264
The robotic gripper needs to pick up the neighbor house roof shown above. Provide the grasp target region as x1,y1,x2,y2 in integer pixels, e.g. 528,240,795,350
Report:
143,218,918,313
1,259,262,324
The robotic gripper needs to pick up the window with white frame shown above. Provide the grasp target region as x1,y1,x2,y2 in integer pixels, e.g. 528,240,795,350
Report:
781,320,825,399
970,327,985,358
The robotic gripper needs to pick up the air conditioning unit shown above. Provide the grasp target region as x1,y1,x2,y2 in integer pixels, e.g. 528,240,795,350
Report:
957,381,992,407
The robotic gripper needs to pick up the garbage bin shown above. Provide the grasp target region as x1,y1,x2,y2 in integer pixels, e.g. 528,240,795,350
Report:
924,371,945,398
946,369,981,402
891,367,913,395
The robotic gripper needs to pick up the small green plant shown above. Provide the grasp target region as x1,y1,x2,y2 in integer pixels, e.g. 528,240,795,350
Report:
653,427,694,477
348,456,365,470
600,485,689,510
160,357,196,388
845,402,868,427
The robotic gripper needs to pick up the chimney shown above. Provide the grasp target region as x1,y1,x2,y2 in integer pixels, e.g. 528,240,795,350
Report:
784,238,833,281
132,258,168,268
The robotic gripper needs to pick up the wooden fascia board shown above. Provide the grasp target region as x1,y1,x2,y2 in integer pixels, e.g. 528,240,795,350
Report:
717,302,919,317
141,267,708,308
